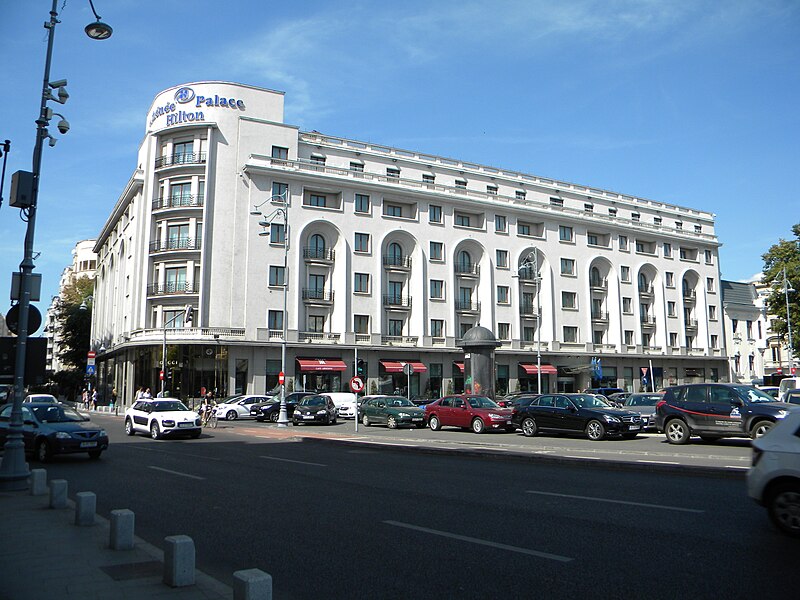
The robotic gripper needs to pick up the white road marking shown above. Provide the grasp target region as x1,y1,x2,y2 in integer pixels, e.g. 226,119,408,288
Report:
383,521,573,562
526,490,703,513
725,466,748,470
636,460,680,465
259,456,327,467
147,466,205,480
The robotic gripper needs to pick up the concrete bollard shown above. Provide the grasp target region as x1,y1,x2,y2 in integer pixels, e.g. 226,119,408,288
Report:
74,492,96,526
49,479,68,509
30,469,47,496
110,509,135,550
163,535,195,587
233,569,272,600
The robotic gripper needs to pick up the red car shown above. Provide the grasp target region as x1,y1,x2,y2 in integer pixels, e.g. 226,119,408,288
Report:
425,395,514,434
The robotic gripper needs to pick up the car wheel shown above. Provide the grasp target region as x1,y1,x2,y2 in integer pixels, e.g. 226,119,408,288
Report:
521,417,538,437
150,421,161,440
665,419,690,444
387,416,398,429
429,415,441,431
35,440,52,463
768,482,800,537
362,414,370,426
585,420,605,441
124,418,135,436
88,450,102,459
471,418,485,434
330,416,337,425
226,410,238,421
751,420,773,439
269,412,279,423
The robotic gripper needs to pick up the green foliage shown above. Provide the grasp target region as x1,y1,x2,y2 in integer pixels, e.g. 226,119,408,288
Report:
53,277,94,370
761,224,800,358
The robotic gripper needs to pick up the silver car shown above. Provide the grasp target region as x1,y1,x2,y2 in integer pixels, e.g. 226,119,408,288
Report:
621,393,664,431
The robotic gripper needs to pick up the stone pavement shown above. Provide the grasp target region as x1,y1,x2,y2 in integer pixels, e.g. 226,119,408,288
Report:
0,483,234,600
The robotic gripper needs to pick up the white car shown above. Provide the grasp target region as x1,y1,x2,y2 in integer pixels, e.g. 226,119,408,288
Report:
747,409,800,537
214,394,270,421
23,394,58,404
322,392,358,419
124,398,202,439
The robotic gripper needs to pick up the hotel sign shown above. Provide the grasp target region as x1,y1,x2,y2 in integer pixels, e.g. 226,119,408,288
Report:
149,86,246,127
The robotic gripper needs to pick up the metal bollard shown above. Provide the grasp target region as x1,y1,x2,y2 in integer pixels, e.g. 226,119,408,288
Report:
49,479,68,509
29,469,47,496
233,569,272,600
163,535,195,587
110,509,135,550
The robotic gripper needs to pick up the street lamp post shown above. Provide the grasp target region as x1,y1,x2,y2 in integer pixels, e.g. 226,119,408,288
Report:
775,266,795,375
0,1,112,491
518,252,542,394
251,191,290,427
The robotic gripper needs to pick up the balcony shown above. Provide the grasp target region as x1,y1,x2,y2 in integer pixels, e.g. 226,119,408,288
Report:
520,302,539,318
454,263,480,278
302,289,334,305
517,268,540,284
152,195,204,211
155,152,207,169
299,331,341,343
303,247,335,265
638,285,654,300
381,335,418,346
383,255,412,271
640,315,657,328
383,295,412,310
149,237,201,253
591,311,609,323
147,281,200,296
590,279,608,293
455,300,481,314
685,318,698,331
683,290,697,305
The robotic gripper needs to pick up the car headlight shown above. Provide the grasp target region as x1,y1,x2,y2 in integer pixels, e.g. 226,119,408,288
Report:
398,412,410,418
55,431,71,439
195,418,202,426
776,410,788,419
99,429,107,437
162,419,176,427
488,413,503,420
603,415,620,423
316,409,327,414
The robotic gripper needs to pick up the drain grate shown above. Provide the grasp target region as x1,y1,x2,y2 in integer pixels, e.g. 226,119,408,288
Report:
100,560,162,581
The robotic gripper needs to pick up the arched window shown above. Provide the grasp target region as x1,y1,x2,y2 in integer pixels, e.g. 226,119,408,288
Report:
387,242,403,266
457,250,472,273
309,234,325,258
638,272,649,292
590,266,602,287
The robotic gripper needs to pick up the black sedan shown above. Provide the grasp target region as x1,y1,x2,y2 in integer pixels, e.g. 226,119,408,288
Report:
251,392,313,422
0,402,109,461
291,395,338,425
512,393,643,440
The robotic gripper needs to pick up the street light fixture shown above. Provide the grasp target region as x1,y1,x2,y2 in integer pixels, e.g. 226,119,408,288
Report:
251,190,290,427
0,0,113,491
517,251,542,394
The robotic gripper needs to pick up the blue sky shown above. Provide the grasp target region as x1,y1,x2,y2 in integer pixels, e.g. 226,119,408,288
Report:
1,0,799,324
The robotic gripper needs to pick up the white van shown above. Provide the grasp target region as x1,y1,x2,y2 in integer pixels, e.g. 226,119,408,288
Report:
321,392,358,418
778,377,800,402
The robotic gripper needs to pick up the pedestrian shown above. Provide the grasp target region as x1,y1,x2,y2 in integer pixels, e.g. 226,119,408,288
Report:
135,386,144,402
143,387,152,399
82,389,89,410
110,387,117,408
91,389,98,410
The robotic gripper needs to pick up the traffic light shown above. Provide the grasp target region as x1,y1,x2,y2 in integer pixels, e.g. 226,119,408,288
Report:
357,359,366,376
184,305,194,324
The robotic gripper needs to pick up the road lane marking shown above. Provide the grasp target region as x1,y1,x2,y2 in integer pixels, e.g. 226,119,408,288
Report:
636,460,680,465
383,520,573,563
259,456,326,467
148,466,205,480
526,490,703,513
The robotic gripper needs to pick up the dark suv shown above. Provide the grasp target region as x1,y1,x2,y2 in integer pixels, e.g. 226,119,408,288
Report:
250,392,313,422
654,383,795,444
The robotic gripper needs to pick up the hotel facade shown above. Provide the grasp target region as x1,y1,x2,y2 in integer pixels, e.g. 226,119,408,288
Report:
90,81,729,405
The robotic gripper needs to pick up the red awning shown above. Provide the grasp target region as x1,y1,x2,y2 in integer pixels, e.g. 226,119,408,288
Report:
454,361,465,373
520,363,557,375
380,360,428,373
297,359,347,372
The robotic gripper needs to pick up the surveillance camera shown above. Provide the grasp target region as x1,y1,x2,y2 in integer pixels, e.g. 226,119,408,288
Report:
48,137,57,147
57,119,70,134
57,87,69,103
49,79,68,89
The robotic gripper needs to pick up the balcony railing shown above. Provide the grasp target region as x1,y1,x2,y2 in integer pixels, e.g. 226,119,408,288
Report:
383,295,412,308
454,263,480,276
517,268,540,282
590,280,607,291
381,335,418,346
128,327,245,341
149,237,202,253
299,331,341,343
147,281,200,295
640,315,657,327
303,247,335,263
155,152,207,168
638,285,654,297
591,311,609,322
302,289,335,303
455,300,481,313
152,195,204,210
520,303,538,317
685,318,698,329
383,255,412,270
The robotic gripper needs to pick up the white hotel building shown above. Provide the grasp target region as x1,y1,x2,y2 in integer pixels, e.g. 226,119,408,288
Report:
91,81,728,405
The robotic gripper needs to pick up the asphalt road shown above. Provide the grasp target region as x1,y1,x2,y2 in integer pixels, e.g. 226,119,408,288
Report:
36,414,796,600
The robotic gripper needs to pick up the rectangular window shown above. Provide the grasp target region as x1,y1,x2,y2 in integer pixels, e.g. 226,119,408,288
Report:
497,286,509,304
584,203,594,213
523,326,536,342
517,223,531,236
354,232,370,253
430,241,443,261
487,184,498,195
455,214,471,227
619,235,628,251
354,273,370,293
705,250,713,264
670,332,678,347
455,178,467,189
709,305,717,320
746,320,753,338
430,279,444,299
272,182,288,200
386,167,400,180
271,146,288,160
667,301,676,317
559,225,573,242
560,258,575,275
694,224,702,233
495,215,507,232
707,277,715,292
385,204,402,217
654,216,662,225
422,173,435,185
624,330,635,346
631,212,640,222
550,197,563,207
563,326,578,343
350,161,364,173
666,272,675,287
430,319,444,337
270,223,285,245
310,154,325,166
269,265,285,286
621,266,631,282
622,297,632,313
309,193,327,207
587,233,599,246
354,193,370,213
496,249,508,268
675,221,683,230
516,190,526,201
354,315,369,334
268,310,283,330
429,204,442,223
663,243,672,258
307,315,325,332
609,207,618,217
562,291,577,309
498,323,510,340
388,319,403,336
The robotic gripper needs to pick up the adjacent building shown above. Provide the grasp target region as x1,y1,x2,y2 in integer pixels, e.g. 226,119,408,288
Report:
91,81,728,406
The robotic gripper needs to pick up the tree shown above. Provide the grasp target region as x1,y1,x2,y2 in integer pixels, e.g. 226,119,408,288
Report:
53,276,94,370
761,224,800,360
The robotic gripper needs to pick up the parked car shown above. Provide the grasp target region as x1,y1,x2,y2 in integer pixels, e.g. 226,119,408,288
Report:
506,394,540,409
425,395,514,434
360,395,426,428
0,384,12,403
292,395,338,425
608,392,632,405
747,409,800,537
512,393,643,440
621,393,665,431
124,398,202,439
654,383,795,445
251,392,313,422
757,386,780,400
785,389,800,405
585,387,625,398
0,402,108,461
322,392,357,419
23,394,58,404
214,394,269,420
778,377,800,402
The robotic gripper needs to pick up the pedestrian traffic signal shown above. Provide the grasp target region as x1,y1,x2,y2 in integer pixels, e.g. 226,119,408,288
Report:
357,359,366,376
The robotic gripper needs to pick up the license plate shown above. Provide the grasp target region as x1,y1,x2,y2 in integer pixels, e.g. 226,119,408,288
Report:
412,418,423,422
80,441,97,448
629,425,640,430
304,415,315,420
178,422,193,428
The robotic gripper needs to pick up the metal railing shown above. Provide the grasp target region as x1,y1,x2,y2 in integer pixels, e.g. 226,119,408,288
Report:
303,247,335,262
299,331,340,342
155,152,207,168
302,289,335,302
149,237,202,252
152,194,204,210
383,295,413,308
147,281,200,295
455,300,481,312
383,255,412,269
591,311,609,321
454,263,480,276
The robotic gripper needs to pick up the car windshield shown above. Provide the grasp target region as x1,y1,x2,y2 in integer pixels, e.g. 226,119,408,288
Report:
387,398,415,407
31,405,86,423
626,395,662,406
151,400,190,412
466,396,499,409
569,394,610,408
732,386,776,403
300,397,325,406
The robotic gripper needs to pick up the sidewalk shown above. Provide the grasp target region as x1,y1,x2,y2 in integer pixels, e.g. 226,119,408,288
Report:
0,484,233,600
